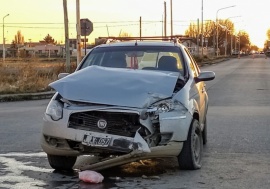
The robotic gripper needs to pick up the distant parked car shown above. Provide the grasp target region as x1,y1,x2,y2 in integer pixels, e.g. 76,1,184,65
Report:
232,51,239,55
41,39,215,171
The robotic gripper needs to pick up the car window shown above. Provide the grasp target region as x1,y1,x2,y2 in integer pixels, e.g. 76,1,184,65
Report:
186,50,201,74
80,46,185,75
184,48,199,77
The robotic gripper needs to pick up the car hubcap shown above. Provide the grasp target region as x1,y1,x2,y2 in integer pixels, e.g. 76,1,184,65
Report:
193,132,200,160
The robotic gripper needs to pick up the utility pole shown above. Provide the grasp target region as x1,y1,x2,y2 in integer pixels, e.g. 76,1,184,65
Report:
231,32,233,55
161,15,163,37
235,35,236,53
201,0,204,58
170,0,173,37
63,0,70,72
3,14,9,63
238,34,241,58
164,1,167,39
76,0,81,66
106,25,110,37
197,19,200,56
139,16,142,41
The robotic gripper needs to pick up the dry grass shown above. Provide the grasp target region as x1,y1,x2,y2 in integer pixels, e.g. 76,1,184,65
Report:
0,58,77,94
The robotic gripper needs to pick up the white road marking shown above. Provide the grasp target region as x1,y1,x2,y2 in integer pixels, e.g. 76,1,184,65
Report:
0,152,47,157
0,152,78,189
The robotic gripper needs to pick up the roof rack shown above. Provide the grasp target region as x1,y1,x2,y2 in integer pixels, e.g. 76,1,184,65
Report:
97,35,193,44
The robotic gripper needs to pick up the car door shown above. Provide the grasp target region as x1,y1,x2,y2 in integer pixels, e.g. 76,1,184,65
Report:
184,49,206,125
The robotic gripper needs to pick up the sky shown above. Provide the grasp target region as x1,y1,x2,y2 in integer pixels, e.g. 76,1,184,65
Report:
1,0,269,48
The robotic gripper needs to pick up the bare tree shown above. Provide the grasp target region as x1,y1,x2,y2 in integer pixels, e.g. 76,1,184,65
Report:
14,30,25,45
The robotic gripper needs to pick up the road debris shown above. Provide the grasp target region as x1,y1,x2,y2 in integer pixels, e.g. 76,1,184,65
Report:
79,170,104,183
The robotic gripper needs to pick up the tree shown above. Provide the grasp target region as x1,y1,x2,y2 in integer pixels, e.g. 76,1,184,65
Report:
183,19,253,55
9,31,24,57
250,45,259,51
14,30,24,45
43,34,56,44
266,29,270,40
119,31,132,37
238,30,251,52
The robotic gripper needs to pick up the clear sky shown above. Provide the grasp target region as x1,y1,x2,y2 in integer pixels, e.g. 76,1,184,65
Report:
1,0,269,48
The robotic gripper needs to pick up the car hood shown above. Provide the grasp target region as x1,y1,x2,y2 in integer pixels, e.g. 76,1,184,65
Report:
49,66,179,108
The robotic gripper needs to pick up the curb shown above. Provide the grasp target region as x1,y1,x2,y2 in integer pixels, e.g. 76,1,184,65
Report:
0,91,55,102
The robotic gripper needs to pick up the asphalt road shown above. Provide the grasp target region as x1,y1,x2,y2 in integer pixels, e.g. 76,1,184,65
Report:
0,54,270,189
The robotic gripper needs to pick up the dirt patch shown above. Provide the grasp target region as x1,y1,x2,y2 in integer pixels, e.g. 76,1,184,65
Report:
100,158,179,178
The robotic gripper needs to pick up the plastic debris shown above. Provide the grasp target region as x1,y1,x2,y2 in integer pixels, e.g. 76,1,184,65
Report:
79,170,104,183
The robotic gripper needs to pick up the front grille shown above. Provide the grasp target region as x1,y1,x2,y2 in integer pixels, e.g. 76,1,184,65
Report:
68,111,141,137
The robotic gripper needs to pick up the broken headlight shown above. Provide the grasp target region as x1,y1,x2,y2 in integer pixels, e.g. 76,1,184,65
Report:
147,99,180,115
45,99,63,121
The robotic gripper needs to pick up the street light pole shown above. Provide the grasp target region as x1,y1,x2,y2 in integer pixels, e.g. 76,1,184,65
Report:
170,0,173,37
216,5,235,57
2,14,9,62
226,16,241,56
218,23,228,56
201,0,204,58
225,28,227,56
231,32,233,55
238,33,241,58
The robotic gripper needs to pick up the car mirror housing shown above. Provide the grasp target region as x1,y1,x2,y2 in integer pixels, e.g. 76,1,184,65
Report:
195,71,215,83
58,73,70,80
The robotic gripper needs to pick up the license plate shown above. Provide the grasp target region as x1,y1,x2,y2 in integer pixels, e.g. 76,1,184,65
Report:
82,134,111,147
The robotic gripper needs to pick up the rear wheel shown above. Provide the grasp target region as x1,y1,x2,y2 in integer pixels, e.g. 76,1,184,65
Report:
47,154,77,171
178,119,203,170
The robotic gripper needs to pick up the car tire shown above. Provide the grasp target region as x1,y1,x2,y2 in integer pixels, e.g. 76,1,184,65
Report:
47,154,77,171
178,119,203,170
202,117,207,145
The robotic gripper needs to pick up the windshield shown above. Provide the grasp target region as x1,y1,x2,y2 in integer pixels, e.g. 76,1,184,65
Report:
79,45,185,74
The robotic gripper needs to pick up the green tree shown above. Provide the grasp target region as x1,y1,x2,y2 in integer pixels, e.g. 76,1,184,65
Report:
43,34,56,44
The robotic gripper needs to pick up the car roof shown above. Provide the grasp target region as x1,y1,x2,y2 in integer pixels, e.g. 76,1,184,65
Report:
96,41,185,48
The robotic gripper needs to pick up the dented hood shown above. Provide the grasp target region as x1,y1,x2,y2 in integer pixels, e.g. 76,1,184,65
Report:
49,66,179,108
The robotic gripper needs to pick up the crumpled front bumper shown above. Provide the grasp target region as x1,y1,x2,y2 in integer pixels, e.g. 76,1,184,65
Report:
41,113,151,156
41,99,192,157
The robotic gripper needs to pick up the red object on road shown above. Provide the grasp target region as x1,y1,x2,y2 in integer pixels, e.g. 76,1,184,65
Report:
79,170,104,183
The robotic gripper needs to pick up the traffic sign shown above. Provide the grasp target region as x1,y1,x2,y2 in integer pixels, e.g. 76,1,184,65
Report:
80,18,93,36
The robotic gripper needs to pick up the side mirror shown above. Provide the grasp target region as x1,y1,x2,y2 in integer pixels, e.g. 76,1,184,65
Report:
195,71,215,83
58,73,70,80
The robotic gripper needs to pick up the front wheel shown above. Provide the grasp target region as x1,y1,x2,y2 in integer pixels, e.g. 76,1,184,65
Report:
202,117,207,145
47,154,77,171
178,119,203,170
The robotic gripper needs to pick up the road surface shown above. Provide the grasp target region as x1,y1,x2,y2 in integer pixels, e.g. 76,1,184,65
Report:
0,54,270,189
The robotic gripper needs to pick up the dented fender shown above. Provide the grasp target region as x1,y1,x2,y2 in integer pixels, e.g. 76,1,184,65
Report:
159,110,193,141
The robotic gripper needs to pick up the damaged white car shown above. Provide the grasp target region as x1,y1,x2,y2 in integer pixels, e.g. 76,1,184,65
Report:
41,40,215,171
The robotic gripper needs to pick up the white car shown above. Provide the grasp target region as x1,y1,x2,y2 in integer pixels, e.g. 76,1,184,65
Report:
41,40,215,171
